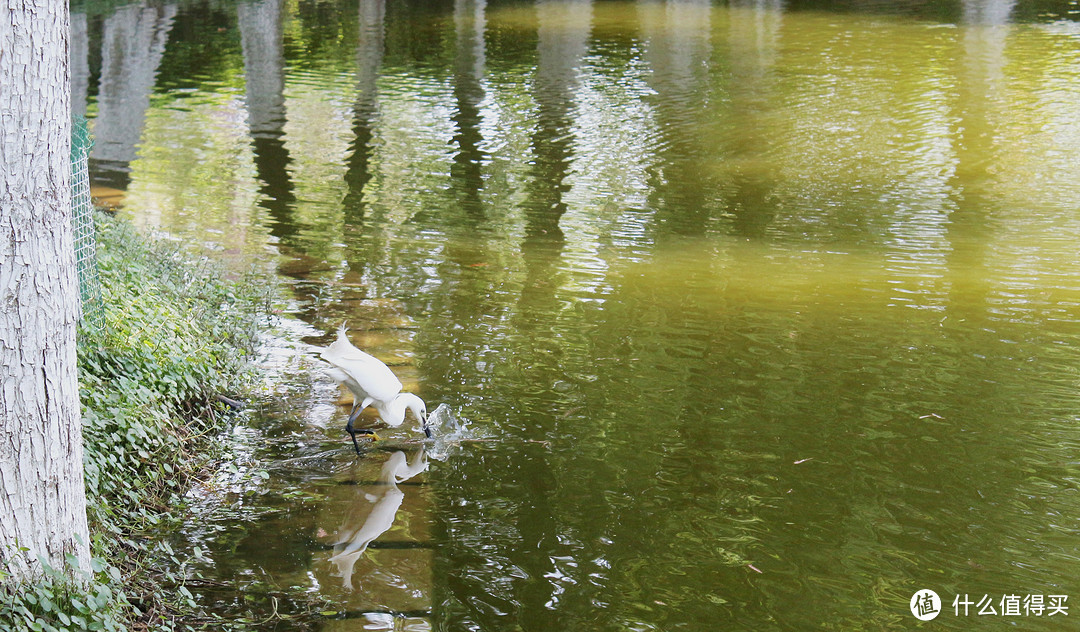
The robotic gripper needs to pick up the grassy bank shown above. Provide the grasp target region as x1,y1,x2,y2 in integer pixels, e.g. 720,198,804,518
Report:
1,213,273,631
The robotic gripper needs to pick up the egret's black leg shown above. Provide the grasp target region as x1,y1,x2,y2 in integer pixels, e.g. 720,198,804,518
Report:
345,416,363,454
345,406,380,453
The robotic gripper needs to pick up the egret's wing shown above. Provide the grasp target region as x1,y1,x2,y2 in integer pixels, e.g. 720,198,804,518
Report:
324,367,371,402
321,326,382,365
320,329,403,401
324,343,383,366
324,366,349,386
324,357,400,402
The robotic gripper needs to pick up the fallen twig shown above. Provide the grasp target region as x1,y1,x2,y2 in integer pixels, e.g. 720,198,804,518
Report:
215,394,245,410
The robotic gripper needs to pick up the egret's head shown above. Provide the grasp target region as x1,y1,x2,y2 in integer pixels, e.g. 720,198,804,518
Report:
399,392,427,422
396,392,428,437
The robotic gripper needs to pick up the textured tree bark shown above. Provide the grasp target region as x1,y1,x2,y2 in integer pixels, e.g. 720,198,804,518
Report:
0,1,91,581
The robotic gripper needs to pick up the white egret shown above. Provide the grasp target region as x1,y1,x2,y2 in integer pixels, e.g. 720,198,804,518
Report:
320,323,430,452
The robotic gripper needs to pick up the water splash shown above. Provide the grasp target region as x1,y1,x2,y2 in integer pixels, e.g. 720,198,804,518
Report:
425,403,485,461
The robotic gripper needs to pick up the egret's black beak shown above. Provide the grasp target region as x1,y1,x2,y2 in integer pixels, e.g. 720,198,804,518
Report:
423,414,432,439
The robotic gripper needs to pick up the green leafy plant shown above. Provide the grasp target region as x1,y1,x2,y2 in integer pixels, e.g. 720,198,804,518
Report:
2,213,275,631
0,551,129,632
78,216,270,533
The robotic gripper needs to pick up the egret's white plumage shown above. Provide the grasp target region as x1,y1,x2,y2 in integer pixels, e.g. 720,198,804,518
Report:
321,324,402,402
320,323,429,451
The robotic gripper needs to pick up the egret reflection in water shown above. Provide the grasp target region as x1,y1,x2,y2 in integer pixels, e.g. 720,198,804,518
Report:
323,449,429,590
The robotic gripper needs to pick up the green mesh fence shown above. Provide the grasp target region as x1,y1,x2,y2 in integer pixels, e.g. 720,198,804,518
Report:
72,115,103,330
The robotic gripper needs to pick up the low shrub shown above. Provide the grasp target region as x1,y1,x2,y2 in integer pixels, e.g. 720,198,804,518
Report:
0,554,129,632
79,217,270,535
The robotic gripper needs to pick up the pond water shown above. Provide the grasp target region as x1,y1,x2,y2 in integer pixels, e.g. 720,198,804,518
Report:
74,0,1080,629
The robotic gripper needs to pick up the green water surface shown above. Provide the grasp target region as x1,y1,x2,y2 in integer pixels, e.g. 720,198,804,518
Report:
78,0,1080,629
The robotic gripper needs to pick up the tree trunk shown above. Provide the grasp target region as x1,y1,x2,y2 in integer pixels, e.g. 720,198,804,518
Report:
0,1,91,581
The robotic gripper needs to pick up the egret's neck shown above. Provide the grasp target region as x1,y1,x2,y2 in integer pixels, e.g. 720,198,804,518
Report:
374,393,425,428
399,394,425,420
372,398,405,427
